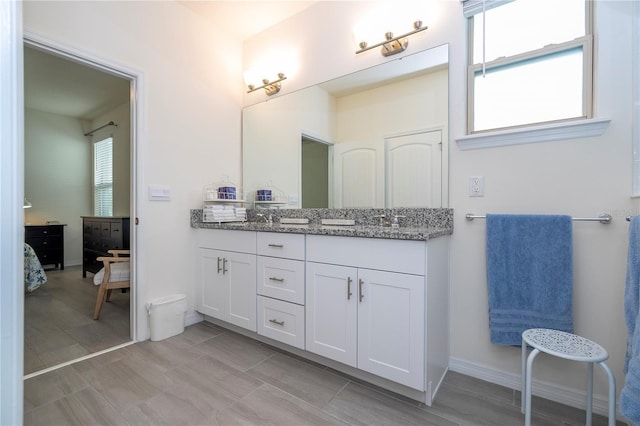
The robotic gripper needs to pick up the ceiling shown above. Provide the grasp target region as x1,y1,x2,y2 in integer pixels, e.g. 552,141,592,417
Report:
24,1,317,121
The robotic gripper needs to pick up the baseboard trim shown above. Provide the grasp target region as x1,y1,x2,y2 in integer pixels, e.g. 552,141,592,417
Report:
185,311,204,327
449,357,620,418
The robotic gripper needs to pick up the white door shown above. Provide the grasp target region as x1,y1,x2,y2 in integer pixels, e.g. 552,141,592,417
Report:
305,262,358,366
333,140,384,208
197,248,226,320
357,269,425,391
226,251,257,332
385,130,442,208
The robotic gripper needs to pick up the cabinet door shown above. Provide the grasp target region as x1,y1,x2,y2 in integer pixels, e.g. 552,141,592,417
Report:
226,251,257,332
197,248,226,320
357,269,425,391
305,262,357,367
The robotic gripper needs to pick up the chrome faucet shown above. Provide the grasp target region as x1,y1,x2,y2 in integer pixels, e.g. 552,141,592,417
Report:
391,214,406,228
257,213,273,225
374,214,391,227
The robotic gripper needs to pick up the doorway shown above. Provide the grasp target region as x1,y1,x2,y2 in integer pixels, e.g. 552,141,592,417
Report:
301,135,331,208
22,39,138,376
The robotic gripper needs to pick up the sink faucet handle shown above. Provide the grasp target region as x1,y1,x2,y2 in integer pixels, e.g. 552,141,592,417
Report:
391,214,406,228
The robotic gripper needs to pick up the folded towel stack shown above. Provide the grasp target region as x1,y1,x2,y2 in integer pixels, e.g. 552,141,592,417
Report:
486,214,574,345
621,215,640,424
203,205,234,222
203,205,247,222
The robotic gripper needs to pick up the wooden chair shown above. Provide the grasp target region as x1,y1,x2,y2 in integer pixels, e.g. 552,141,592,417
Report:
93,249,130,320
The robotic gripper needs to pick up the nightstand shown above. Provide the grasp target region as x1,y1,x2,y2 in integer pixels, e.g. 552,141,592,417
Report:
25,224,66,270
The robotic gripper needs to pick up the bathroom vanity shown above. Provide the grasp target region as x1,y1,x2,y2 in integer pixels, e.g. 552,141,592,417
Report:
191,208,452,406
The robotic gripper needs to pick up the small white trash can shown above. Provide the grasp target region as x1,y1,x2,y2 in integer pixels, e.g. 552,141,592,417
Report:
147,293,187,341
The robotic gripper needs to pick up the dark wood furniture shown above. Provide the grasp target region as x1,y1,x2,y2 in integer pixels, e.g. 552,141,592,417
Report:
82,216,130,277
25,224,67,270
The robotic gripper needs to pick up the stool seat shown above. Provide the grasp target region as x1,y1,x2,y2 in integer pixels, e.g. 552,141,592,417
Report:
521,328,615,426
522,328,609,363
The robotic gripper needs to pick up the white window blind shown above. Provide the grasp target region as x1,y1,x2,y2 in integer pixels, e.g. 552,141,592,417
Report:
94,137,113,216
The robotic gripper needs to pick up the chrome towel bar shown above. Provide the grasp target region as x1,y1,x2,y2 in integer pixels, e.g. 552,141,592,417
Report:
466,213,612,224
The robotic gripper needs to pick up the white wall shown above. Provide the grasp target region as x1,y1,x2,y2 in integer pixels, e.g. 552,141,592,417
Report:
243,0,637,410
23,0,243,339
90,102,131,217
24,108,91,266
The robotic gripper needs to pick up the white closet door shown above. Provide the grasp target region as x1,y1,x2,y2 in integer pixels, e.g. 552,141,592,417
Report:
385,130,442,208
333,140,384,208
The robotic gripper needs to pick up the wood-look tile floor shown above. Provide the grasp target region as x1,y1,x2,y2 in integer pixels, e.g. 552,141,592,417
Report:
24,321,622,426
24,265,130,375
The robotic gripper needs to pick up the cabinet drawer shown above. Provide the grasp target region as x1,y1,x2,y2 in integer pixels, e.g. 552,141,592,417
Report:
26,226,61,238
36,249,62,265
27,236,61,251
257,257,304,304
198,229,256,254
257,232,305,260
306,235,425,275
257,296,305,349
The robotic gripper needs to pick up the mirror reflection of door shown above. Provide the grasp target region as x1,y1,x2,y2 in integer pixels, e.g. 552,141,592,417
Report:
385,129,443,208
301,136,330,208
333,140,384,208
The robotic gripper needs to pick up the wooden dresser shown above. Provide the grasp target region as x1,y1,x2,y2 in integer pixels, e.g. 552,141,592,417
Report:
25,224,66,270
82,216,130,277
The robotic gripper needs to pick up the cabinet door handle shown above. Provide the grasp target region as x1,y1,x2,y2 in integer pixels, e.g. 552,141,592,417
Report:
269,319,285,326
268,277,285,282
222,258,228,274
359,278,364,302
347,277,353,300
268,244,283,248
217,257,222,273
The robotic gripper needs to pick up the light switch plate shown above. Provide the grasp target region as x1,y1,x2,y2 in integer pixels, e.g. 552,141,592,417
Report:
149,185,171,201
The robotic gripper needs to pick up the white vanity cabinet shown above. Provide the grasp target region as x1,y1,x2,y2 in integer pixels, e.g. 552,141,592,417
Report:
305,235,442,393
197,230,257,332
256,232,306,349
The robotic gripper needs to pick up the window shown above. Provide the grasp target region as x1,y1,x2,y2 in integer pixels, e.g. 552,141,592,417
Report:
466,0,592,133
94,137,113,216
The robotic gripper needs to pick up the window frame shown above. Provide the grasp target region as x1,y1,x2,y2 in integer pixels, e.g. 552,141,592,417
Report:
466,0,594,135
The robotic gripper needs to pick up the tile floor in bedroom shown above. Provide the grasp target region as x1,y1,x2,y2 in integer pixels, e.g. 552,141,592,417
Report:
23,321,624,426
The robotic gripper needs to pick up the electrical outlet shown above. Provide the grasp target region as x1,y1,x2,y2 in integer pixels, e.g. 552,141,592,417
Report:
469,176,484,197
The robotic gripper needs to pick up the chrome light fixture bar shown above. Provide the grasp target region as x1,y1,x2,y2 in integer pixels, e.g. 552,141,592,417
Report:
356,20,428,57
247,73,287,96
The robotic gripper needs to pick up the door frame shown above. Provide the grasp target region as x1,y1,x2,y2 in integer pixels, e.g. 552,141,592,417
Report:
22,30,144,345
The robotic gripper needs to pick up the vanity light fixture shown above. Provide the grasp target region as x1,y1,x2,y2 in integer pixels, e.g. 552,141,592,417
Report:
356,20,428,57
246,72,287,96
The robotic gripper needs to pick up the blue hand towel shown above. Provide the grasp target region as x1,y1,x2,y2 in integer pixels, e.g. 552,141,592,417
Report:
621,215,640,424
486,214,574,345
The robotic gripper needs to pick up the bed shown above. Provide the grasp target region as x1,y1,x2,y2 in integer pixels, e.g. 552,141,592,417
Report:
24,243,47,292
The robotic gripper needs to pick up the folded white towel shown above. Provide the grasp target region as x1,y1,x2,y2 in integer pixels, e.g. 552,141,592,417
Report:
223,205,235,210
204,205,224,210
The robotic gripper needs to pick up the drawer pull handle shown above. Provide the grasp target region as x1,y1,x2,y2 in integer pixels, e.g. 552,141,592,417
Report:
217,257,222,274
222,258,228,274
43,231,48,234
347,277,353,300
268,244,283,248
269,319,285,326
359,279,364,302
269,277,285,282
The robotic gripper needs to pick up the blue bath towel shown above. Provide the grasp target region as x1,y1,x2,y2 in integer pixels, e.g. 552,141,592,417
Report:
486,214,574,345
621,215,640,425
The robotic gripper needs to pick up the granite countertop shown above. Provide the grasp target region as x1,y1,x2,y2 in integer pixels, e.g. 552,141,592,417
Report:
192,220,451,241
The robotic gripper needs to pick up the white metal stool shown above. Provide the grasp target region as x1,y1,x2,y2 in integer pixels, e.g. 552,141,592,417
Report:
521,328,616,426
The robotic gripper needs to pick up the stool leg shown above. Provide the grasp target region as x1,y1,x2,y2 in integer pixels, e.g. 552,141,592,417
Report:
586,362,593,426
525,348,540,426
521,338,526,413
598,362,616,426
